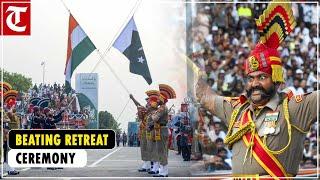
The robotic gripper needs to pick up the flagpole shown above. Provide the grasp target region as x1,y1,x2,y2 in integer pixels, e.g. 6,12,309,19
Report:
89,0,142,93
60,0,142,94
60,0,142,128
116,98,130,122
60,0,71,13
95,49,130,94
90,0,142,73
101,0,142,58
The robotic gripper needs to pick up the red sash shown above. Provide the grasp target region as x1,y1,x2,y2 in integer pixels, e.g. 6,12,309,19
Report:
241,110,288,178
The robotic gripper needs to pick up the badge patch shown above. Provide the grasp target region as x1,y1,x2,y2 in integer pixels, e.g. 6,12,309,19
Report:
248,56,259,71
295,95,303,103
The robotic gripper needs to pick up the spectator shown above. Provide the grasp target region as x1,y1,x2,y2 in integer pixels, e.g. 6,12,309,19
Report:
116,131,121,147
288,79,305,95
122,132,127,146
217,147,232,169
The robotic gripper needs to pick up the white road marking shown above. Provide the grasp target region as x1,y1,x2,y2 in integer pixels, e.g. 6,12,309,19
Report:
88,147,122,167
21,168,30,171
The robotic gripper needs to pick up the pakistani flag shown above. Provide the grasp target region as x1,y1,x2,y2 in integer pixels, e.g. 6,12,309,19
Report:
64,14,96,93
113,17,152,85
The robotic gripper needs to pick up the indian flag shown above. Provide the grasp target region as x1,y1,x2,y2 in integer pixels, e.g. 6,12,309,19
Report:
64,14,96,93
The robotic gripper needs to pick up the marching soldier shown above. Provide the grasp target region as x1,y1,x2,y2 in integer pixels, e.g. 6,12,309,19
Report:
152,84,176,177
196,0,319,178
145,90,161,175
129,94,150,172
2,109,20,175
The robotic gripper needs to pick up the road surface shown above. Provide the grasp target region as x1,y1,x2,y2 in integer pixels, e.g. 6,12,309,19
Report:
3,146,195,178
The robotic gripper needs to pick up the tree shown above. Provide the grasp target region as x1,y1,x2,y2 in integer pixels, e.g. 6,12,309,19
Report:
99,111,121,132
0,70,32,93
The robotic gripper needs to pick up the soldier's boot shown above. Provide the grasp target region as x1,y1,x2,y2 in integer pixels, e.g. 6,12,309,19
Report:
153,164,163,177
138,161,148,172
153,164,168,177
155,162,160,174
148,162,159,174
147,161,153,173
160,165,168,177
145,161,151,170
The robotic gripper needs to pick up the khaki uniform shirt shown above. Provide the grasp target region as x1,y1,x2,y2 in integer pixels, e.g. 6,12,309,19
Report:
8,113,20,129
210,91,318,175
146,108,158,139
137,106,147,137
152,105,169,136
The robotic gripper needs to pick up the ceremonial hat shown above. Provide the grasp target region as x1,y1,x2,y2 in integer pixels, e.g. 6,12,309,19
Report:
159,84,176,103
0,82,12,93
145,90,160,107
30,97,41,106
244,0,296,83
0,82,13,100
37,98,50,109
4,90,18,108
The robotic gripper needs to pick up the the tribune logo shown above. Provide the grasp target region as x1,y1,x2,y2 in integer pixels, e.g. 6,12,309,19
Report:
1,0,31,35
6,5,28,32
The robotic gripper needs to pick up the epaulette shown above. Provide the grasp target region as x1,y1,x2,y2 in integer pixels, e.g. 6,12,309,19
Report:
293,92,312,103
224,97,241,108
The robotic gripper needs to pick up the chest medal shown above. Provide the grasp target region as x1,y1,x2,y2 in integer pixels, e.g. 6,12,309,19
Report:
261,111,280,136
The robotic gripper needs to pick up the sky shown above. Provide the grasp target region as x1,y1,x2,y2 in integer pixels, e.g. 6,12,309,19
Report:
1,0,189,131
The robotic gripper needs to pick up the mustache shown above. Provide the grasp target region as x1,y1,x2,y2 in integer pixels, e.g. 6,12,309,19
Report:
246,86,274,98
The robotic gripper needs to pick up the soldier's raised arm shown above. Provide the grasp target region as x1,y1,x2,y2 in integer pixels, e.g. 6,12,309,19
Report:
129,94,142,107
196,79,237,127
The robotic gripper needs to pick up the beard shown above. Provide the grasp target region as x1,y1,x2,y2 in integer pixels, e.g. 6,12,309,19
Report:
246,84,276,104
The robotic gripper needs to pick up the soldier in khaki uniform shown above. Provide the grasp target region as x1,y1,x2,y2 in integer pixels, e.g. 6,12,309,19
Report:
129,94,150,172
196,1,319,178
2,111,20,175
152,84,176,177
144,90,160,174
7,109,21,130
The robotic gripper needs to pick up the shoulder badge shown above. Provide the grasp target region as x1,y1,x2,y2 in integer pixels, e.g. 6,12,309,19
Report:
294,95,303,103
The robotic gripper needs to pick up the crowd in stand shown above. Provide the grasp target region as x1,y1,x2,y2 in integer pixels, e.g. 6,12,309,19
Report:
15,83,90,129
187,2,319,172
2,83,90,175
